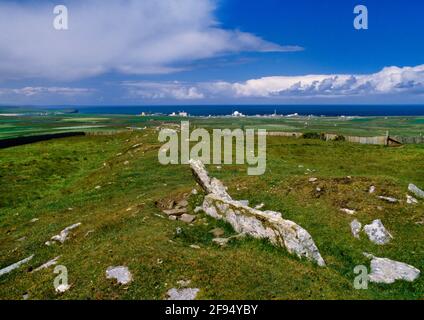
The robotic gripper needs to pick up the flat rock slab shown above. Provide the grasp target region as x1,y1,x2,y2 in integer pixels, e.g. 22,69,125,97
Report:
378,196,398,203
167,288,200,300
163,208,187,216
0,255,34,277
408,183,424,199
364,253,420,284
179,214,196,224
364,219,393,245
106,266,133,285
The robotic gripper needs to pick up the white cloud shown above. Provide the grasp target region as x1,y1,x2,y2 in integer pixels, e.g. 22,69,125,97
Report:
125,65,424,100
0,0,300,81
0,86,95,97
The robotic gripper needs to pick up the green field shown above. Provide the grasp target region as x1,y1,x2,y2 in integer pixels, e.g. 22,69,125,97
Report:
1,112,424,140
0,121,423,299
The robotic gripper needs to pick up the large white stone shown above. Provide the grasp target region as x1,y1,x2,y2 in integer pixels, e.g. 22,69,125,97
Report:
167,288,200,300
50,223,82,244
106,266,133,285
190,160,325,267
363,219,393,245
364,253,420,284
408,183,424,199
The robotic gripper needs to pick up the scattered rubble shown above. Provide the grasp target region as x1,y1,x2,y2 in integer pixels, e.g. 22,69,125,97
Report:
364,253,420,284
190,159,325,267
167,288,200,300
350,220,362,239
106,266,133,285
49,223,82,244
0,255,34,277
408,183,424,199
363,219,393,245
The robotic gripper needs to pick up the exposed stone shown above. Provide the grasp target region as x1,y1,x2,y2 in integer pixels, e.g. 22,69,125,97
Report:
350,219,362,239
340,208,356,215
209,228,225,237
254,203,265,210
106,266,133,285
33,256,61,272
169,215,177,221
50,223,82,244
163,208,187,216
369,185,376,194
179,214,196,224
0,255,34,277
212,238,230,246
167,288,200,300
177,200,189,208
30,218,39,223
364,219,393,245
364,253,420,284
194,206,203,213
406,194,418,205
191,189,198,195
190,244,201,249
378,196,398,203
408,183,424,199
238,200,249,207
189,160,325,267
309,177,318,183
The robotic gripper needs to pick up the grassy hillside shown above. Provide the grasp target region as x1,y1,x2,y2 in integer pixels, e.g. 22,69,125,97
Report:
0,130,423,299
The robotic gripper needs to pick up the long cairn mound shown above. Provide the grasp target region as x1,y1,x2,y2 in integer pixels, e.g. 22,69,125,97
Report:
189,159,326,267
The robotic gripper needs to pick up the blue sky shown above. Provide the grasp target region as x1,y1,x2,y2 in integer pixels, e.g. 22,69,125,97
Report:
0,0,423,105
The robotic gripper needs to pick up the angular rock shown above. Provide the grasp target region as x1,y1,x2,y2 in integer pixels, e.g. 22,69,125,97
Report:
369,185,376,194
50,223,82,244
179,214,196,223
190,159,325,267
0,255,34,277
364,253,420,284
167,288,200,300
406,194,418,205
363,219,393,245
408,183,424,199
350,219,362,239
106,266,132,285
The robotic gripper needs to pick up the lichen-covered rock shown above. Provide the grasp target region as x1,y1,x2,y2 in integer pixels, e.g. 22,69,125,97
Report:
364,219,393,245
106,266,132,285
364,253,420,284
408,183,424,199
167,288,200,300
350,219,362,239
203,194,326,266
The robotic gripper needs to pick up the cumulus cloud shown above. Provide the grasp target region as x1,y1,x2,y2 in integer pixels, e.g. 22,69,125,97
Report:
125,65,424,100
0,0,300,81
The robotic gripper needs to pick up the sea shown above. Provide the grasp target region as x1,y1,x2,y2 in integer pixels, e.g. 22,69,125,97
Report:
71,105,424,117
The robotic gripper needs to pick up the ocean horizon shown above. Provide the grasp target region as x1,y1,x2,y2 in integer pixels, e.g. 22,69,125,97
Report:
63,105,424,117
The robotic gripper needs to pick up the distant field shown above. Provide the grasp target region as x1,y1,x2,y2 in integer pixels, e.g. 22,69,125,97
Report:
0,113,423,140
